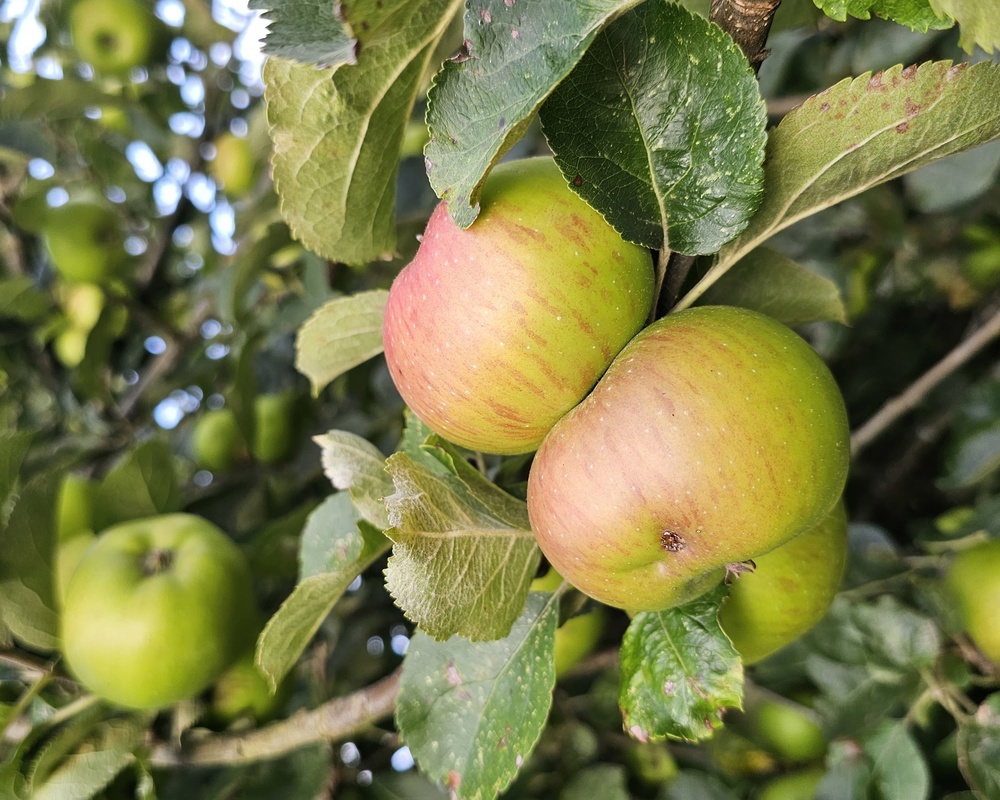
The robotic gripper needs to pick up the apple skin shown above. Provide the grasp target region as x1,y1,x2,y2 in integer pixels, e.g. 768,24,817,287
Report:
56,474,95,542
69,0,156,75
192,409,246,472
751,697,827,763
252,392,297,465
527,306,850,611
208,650,292,726
945,538,1000,664
60,514,257,710
44,203,128,285
720,502,848,665
210,133,257,198
757,767,825,800
382,156,654,455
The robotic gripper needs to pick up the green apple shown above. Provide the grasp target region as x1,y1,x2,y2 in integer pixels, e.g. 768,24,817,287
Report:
625,741,679,787
527,306,849,611
382,156,654,455
756,766,825,800
531,568,605,676
61,514,257,709
56,473,95,541
59,283,105,331
208,650,291,726
56,531,96,607
43,203,128,285
945,538,1000,664
192,408,246,472
719,503,848,665
210,132,257,198
750,697,827,763
53,327,90,368
68,0,156,75
252,392,297,465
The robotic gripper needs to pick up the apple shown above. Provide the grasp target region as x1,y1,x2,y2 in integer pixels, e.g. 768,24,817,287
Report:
527,306,850,611
210,132,257,198
531,568,604,676
68,0,156,76
719,502,848,665
192,408,246,472
60,514,257,709
756,767,825,800
208,650,291,726
43,203,129,285
251,392,297,465
750,697,827,763
56,473,95,541
53,327,90,368
382,156,654,455
625,741,679,787
56,531,96,607
59,282,105,331
945,537,1000,664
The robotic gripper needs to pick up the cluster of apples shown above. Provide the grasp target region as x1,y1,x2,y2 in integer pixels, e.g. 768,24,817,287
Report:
383,157,852,661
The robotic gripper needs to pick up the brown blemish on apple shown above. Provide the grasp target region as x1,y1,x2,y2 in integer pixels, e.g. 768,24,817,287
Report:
143,548,173,576
661,530,686,552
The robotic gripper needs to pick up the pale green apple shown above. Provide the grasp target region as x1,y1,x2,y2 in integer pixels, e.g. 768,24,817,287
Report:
946,538,1000,664
56,531,96,607
757,767,825,800
192,409,246,472
751,697,827,763
56,473,95,541
210,132,257,198
69,0,156,75
383,156,654,455
251,392,297,465
528,306,849,611
44,203,128,284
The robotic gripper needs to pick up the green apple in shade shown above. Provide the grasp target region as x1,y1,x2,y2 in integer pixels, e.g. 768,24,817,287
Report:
946,537,1000,664
625,741,679,787
531,567,604,676
56,473,95,542
251,392,297,465
69,0,156,75
210,132,257,198
528,306,849,612
208,650,292,726
750,697,827,763
56,531,96,607
60,514,257,710
720,502,848,665
757,767,825,800
192,408,246,472
43,203,129,285
382,156,654,455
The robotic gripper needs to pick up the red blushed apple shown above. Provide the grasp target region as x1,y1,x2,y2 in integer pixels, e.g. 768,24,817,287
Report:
382,157,654,455
527,306,850,611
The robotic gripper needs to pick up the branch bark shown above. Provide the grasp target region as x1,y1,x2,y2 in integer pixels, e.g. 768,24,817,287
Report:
149,670,401,767
710,0,783,71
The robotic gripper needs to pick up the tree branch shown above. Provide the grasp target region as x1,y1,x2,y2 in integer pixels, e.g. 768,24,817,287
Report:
149,670,401,767
710,0,783,71
851,305,1000,457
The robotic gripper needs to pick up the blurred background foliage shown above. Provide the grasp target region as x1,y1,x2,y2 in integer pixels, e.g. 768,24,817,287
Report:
2,0,1000,798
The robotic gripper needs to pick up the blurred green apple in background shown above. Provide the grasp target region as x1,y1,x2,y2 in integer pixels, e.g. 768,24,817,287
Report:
252,392,297,465
192,408,246,472
69,0,156,75
945,537,1000,664
210,132,257,198
43,202,129,284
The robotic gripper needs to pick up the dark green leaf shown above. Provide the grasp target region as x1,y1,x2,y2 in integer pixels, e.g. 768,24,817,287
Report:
957,693,1000,800
865,721,930,800
248,0,357,67
941,420,1000,491
0,277,49,322
295,291,388,396
265,2,461,266
397,593,557,800
904,141,1000,213
91,440,182,532
560,765,629,800
817,740,873,800
425,0,643,228
697,247,847,325
0,431,34,524
619,586,743,742
662,771,742,800
383,451,539,642
540,1,767,254
812,0,952,32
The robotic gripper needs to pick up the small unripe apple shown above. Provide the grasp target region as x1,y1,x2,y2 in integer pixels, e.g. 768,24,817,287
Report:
192,409,246,472
210,132,257,198
757,766,825,800
43,202,129,284
53,327,90,368
750,697,827,763
208,650,291,726
56,473,95,541
383,157,654,455
531,568,604,676
56,531,96,607
252,392,297,465
68,0,156,75
945,538,1000,664
720,503,848,665
528,306,849,611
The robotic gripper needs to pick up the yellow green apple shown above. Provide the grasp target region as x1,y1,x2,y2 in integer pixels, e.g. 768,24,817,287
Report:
210,132,257,198
251,392,297,465
192,408,246,472
56,473,95,541
757,766,825,800
750,697,827,763
946,537,1000,664
383,156,654,455
43,203,129,285
68,0,156,75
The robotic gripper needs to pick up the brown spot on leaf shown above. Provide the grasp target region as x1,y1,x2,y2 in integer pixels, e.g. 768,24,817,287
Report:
902,64,918,79
896,122,909,134
573,174,583,187
904,98,920,118
820,102,830,112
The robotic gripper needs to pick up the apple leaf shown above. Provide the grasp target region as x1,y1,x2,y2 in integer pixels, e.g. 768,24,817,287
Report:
257,495,390,689
662,772,742,800
540,1,767,255
863,721,931,800
248,0,357,67
561,765,630,800
939,420,1000,491
0,431,33,524
957,693,1000,800
0,473,58,652
90,440,182,532
425,0,643,228
396,592,558,800
696,247,848,326
681,61,1000,309
930,0,1000,53
383,451,539,642
619,586,743,742
0,277,49,322
316,429,393,529
294,290,389,396
811,0,952,32
265,1,461,267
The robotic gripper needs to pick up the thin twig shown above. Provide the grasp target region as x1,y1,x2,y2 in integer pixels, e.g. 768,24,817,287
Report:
851,305,1000,457
149,670,401,767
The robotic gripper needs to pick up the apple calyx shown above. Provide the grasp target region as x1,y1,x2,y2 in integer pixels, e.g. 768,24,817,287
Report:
143,547,174,576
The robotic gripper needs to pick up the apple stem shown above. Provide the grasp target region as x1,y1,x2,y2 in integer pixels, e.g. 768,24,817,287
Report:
143,548,174,576
724,560,756,582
